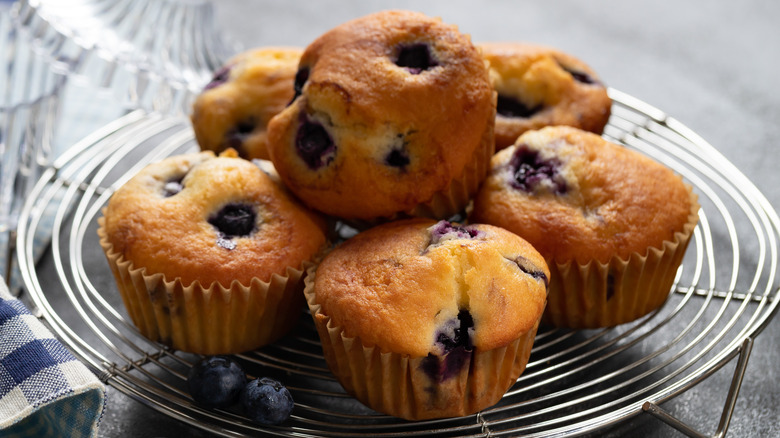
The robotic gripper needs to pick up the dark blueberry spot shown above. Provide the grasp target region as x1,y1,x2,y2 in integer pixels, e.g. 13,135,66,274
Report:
385,147,410,168
295,116,335,169
606,273,616,301
569,70,596,85
557,62,598,85
437,310,474,352
204,65,231,91
496,94,544,118
224,119,256,158
420,310,474,382
429,220,482,246
395,43,438,74
162,175,185,197
290,67,309,104
509,144,567,195
208,203,257,240
510,255,549,287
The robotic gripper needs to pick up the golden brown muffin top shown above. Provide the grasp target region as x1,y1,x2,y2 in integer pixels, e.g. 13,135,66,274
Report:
191,47,302,160
480,42,611,150
471,126,697,264
266,10,495,220
312,218,549,357
102,150,327,287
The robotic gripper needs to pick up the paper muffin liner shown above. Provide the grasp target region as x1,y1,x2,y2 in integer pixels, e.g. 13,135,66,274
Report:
543,190,700,328
97,217,310,355
304,263,539,421
409,104,496,221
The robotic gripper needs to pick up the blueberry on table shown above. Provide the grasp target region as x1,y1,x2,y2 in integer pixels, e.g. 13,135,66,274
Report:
187,356,247,409
241,377,295,425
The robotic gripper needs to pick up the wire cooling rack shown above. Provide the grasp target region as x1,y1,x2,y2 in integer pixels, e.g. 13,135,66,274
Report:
15,89,780,437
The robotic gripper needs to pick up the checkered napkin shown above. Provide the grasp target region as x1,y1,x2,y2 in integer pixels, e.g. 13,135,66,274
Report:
0,279,105,437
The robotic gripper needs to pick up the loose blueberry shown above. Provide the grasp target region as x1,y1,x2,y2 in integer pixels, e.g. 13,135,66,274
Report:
187,356,247,409
496,94,543,118
295,116,335,169
241,377,294,425
204,65,231,91
162,175,185,197
395,43,438,74
208,203,257,238
510,255,549,287
421,310,474,382
429,220,482,246
224,120,256,158
290,67,309,103
509,145,567,195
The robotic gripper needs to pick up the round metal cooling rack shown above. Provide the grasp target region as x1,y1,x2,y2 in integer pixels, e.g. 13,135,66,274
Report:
15,89,780,437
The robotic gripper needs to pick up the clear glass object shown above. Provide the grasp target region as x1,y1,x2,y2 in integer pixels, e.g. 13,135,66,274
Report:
10,0,239,115
1,12,65,282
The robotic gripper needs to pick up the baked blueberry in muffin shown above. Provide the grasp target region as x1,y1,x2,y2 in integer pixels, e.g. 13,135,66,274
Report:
98,150,328,354
480,42,612,151
267,10,496,222
191,47,303,161
305,218,549,420
471,126,699,327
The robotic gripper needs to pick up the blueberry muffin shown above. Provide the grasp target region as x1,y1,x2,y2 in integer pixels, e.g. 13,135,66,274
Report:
480,42,611,151
98,150,328,354
267,10,496,222
470,126,699,328
191,47,302,161
305,218,549,420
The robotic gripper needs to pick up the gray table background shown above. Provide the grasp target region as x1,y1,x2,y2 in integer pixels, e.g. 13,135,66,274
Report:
30,1,779,437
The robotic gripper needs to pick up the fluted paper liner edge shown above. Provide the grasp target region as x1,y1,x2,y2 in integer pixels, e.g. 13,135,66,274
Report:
543,189,701,328
303,261,538,421
97,215,310,355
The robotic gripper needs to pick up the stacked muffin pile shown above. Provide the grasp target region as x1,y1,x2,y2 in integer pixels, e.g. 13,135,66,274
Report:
98,10,699,421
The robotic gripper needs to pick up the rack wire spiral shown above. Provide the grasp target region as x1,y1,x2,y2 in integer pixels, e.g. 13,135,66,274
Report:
15,89,780,437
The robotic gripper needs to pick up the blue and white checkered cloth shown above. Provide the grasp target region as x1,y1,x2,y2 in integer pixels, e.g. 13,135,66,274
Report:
0,279,105,438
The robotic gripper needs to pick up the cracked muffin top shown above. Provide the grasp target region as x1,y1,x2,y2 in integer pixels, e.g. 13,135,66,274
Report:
310,218,549,357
